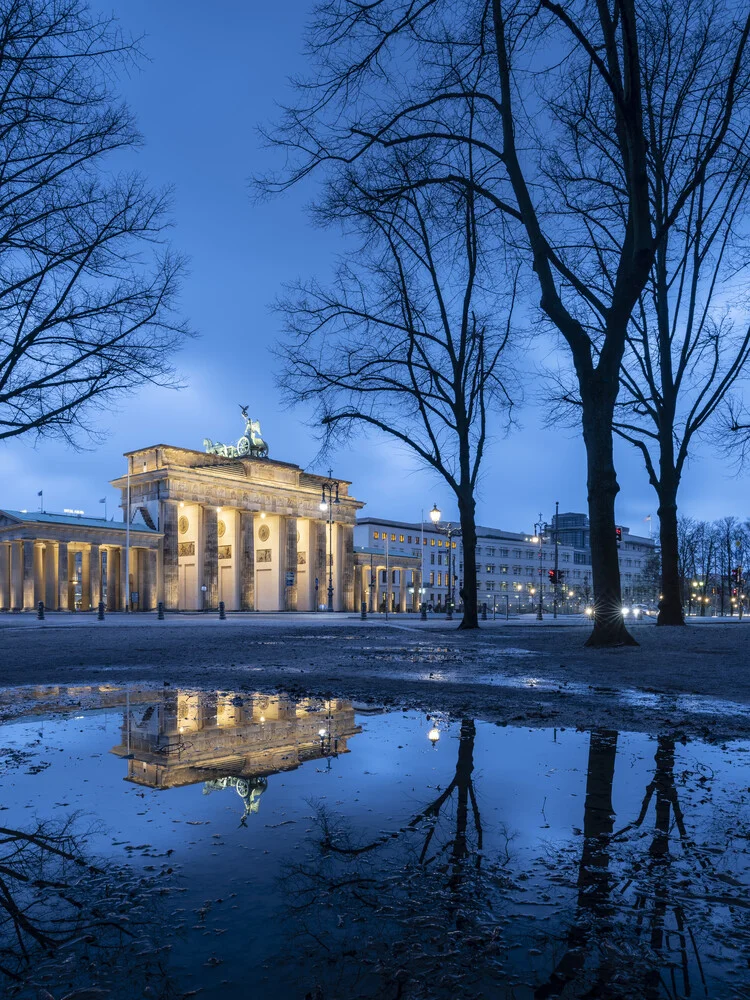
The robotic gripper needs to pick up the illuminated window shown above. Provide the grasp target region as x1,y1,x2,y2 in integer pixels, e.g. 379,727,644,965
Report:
423,538,427,545
437,572,442,586
437,539,443,546
399,534,404,542
429,571,435,585
373,531,379,539
431,539,435,546
391,533,396,541
452,542,457,549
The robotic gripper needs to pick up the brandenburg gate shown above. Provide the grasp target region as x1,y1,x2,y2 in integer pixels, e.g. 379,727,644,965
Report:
0,411,364,613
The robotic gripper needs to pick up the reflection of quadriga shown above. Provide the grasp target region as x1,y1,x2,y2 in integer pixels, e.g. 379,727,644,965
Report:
203,776,268,819
203,404,269,459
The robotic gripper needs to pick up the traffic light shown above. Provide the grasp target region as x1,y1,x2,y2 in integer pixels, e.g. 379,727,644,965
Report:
732,567,742,583
558,570,566,583
548,569,557,585
615,527,622,545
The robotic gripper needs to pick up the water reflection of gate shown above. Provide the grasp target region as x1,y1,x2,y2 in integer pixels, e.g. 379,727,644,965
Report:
111,691,361,808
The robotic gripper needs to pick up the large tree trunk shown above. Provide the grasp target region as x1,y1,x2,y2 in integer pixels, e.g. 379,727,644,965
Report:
457,488,479,630
656,485,684,626
581,387,637,647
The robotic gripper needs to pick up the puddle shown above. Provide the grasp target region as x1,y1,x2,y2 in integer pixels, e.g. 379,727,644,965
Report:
0,687,748,998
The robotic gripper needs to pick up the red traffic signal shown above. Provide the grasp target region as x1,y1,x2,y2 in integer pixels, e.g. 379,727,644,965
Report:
548,569,557,585
615,527,622,545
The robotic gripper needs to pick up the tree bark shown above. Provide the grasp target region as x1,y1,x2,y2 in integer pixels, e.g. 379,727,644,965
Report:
581,386,638,647
656,486,684,626
457,489,479,630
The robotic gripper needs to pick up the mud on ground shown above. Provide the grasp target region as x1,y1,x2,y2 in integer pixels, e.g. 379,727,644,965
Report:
1,618,749,740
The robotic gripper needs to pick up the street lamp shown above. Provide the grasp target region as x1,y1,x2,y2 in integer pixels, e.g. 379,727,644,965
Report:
320,469,340,612
428,504,459,619
533,514,545,621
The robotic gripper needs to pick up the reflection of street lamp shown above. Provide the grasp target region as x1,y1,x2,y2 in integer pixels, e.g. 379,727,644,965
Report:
427,715,441,745
320,469,340,612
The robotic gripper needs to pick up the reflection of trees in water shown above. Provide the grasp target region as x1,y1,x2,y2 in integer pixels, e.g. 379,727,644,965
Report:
284,719,520,999
0,818,177,998
538,733,750,1000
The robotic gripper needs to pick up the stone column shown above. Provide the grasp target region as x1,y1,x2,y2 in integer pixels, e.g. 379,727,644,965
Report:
385,564,393,615
202,505,219,611
89,543,101,609
80,546,91,610
239,511,255,611
23,541,35,610
413,569,421,611
106,547,118,610
142,548,156,610
161,500,179,611
67,548,76,610
283,517,298,611
340,523,354,612
11,541,23,609
45,543,58,609
33,542,44,606
354,565,362,609
314,520,327,610
399,568,408,613
0,543,9,609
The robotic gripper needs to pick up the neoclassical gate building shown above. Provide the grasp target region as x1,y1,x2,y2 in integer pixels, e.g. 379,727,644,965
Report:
110,439,363,613
1,417,364,613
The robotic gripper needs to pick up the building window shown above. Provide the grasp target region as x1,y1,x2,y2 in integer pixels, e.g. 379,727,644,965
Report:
437,539,443,546
431,539,435,546
429,571,435,585
486,564,495,574
399,534,404,542
437,572,442,586
373,531,379,539
501,565,508,574
391,533,396,541
499,548,509,557
407,535,412,543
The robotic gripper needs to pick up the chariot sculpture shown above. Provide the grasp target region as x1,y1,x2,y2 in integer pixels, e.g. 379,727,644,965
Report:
203,404,269,459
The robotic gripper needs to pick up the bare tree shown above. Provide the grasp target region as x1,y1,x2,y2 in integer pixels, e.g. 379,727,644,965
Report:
278,155,517,629
602,1,750,626
263,0,750,646
0,0,190,444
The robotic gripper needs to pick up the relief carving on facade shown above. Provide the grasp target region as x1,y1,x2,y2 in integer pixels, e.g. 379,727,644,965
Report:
257,548,272,563
178,541,195,557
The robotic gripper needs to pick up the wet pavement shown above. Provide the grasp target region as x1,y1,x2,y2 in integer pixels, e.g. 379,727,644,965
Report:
0,685,748,999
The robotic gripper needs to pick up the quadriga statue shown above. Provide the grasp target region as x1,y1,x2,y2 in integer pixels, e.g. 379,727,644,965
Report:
203,405,269,459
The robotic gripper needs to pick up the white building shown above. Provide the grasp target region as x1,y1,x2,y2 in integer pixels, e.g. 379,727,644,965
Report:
355,512,656,613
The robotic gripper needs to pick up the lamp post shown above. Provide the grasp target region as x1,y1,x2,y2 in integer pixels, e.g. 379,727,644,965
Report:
532,513,545,621
319,469,340,612
429,504,459,619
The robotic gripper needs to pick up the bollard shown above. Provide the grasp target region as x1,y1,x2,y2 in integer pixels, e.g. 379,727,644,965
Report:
481,602,487,620
157,601,164,620
360,601,367,620
97,601,105,620
420,602,427,621
219,601,226,620
37,601,44,620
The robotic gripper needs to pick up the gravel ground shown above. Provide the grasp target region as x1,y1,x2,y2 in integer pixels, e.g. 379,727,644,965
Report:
1,613,749,739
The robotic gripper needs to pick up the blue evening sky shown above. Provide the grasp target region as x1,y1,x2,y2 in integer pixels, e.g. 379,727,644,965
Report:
0,0,746,534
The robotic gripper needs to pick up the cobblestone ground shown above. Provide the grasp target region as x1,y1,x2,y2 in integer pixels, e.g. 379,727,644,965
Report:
1,612,749,739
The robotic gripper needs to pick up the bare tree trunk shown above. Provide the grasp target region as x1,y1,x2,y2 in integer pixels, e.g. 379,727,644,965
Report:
657,484,684,626
582,387,637,647
458,489,479,630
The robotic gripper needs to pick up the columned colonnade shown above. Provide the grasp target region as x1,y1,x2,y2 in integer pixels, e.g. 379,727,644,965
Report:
353,553,422,612
0,511,161,611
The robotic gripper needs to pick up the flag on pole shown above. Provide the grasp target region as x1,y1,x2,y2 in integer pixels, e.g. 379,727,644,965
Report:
37,490,42,497
644,515,652,521
99,498,106,504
